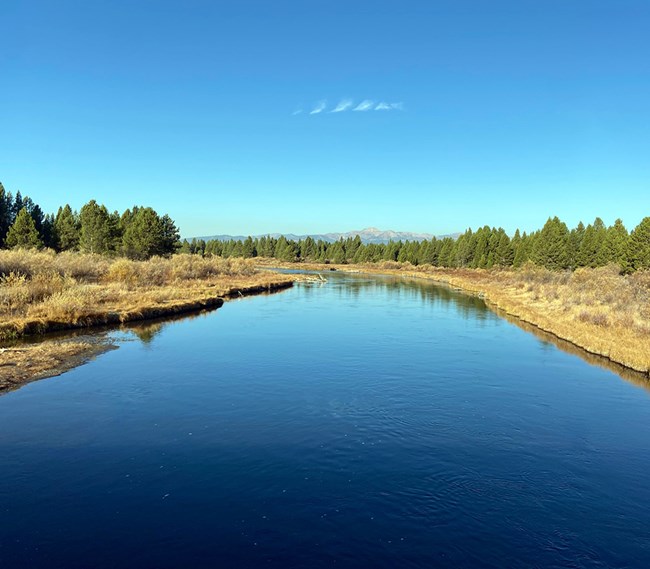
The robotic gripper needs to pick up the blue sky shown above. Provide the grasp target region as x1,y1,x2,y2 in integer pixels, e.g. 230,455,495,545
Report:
1,0,648,237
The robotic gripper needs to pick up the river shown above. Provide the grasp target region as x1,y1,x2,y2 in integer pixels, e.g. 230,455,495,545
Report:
1,272,649,568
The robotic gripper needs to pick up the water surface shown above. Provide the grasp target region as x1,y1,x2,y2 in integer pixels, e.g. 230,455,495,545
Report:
1,273,650,568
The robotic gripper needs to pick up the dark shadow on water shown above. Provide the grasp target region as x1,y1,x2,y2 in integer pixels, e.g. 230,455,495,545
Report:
0,285,296,391
494,307,650,392
302,270,650,393
319,272,491,320
1,285,296,351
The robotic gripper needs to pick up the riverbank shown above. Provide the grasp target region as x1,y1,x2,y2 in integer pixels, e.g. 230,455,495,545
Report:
0,251,298,392
257,259,650,376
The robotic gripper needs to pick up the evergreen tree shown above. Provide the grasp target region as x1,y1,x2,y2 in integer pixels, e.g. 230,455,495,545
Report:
41,213,56,249
531,217,570,270
495,229,513,266
471,229,489,268
79,200,113,254
0,182,13,245
12,191,24,220
54,205,81,251
603,219,629,271
328,239,346,263
438,238,455,267
511,229,524,267
382,241,401,262
27,201,45,236
122,207,166,260
577,218,607,267
160,214,180,254
628,217,650,271
567,222,585,269
242,236,256,258
300,236,316,260
275,236,298,261
453,230,474,267
5,207,43,249
345,235,362,262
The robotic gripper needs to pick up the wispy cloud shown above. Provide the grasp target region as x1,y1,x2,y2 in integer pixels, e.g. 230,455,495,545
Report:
331,99,353,113
353,100,374,112
295,98,404,116
309,100,327,114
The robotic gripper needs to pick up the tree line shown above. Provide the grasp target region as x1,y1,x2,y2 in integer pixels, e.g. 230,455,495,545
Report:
0,182,180,259
182,215,650,272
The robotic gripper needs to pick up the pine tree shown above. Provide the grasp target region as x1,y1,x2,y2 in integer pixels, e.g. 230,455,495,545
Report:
511,229,523,267
603,219,629,271
531,217,570,270
79,200,113,254
5,207,43,249
54,205,81,251
577,218,607,267
472,229,489,268
275,236,298,261
345,235,362,262
41,213,56,249
160,214,180,255
567,222,585,269
328,239,346,263
242,236,256,258
628,217,650,271
0,182,13,245
438,238,455,267
122,207,166,260
12,191,24,220
453,229,474,268
300,236,316,260
495,229,513,266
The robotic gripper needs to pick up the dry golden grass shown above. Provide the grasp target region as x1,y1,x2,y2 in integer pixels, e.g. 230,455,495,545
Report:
257,258,650,375
406,263,650,374
0,250,296,342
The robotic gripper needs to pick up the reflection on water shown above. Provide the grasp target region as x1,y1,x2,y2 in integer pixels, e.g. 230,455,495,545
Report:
495,307,650,392
1,271,650,568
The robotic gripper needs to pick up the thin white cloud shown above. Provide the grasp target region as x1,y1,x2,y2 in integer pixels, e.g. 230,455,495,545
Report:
310,100,327,114
299,99,404,116
353,100,374,112
331,99,353,113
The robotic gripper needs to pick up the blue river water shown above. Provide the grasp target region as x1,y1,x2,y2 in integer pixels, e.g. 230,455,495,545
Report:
1,272,650,568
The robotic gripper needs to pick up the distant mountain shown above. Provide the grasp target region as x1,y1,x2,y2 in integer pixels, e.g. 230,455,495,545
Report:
188,227,460,245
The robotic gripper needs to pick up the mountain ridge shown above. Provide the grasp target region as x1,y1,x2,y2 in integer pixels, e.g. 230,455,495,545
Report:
187,227,459,245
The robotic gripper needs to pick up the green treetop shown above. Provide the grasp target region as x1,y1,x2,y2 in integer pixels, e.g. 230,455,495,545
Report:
628,217,650,270
5,207,43,249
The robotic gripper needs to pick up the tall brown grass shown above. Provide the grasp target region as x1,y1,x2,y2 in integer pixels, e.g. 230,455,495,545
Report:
0,250,289,340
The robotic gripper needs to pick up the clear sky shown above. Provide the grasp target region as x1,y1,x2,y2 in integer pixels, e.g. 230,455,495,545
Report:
1,0,649,237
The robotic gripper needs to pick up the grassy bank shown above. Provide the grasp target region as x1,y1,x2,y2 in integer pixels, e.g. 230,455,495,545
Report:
258,258,650,375
0,250,297,341
0,250,298,391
